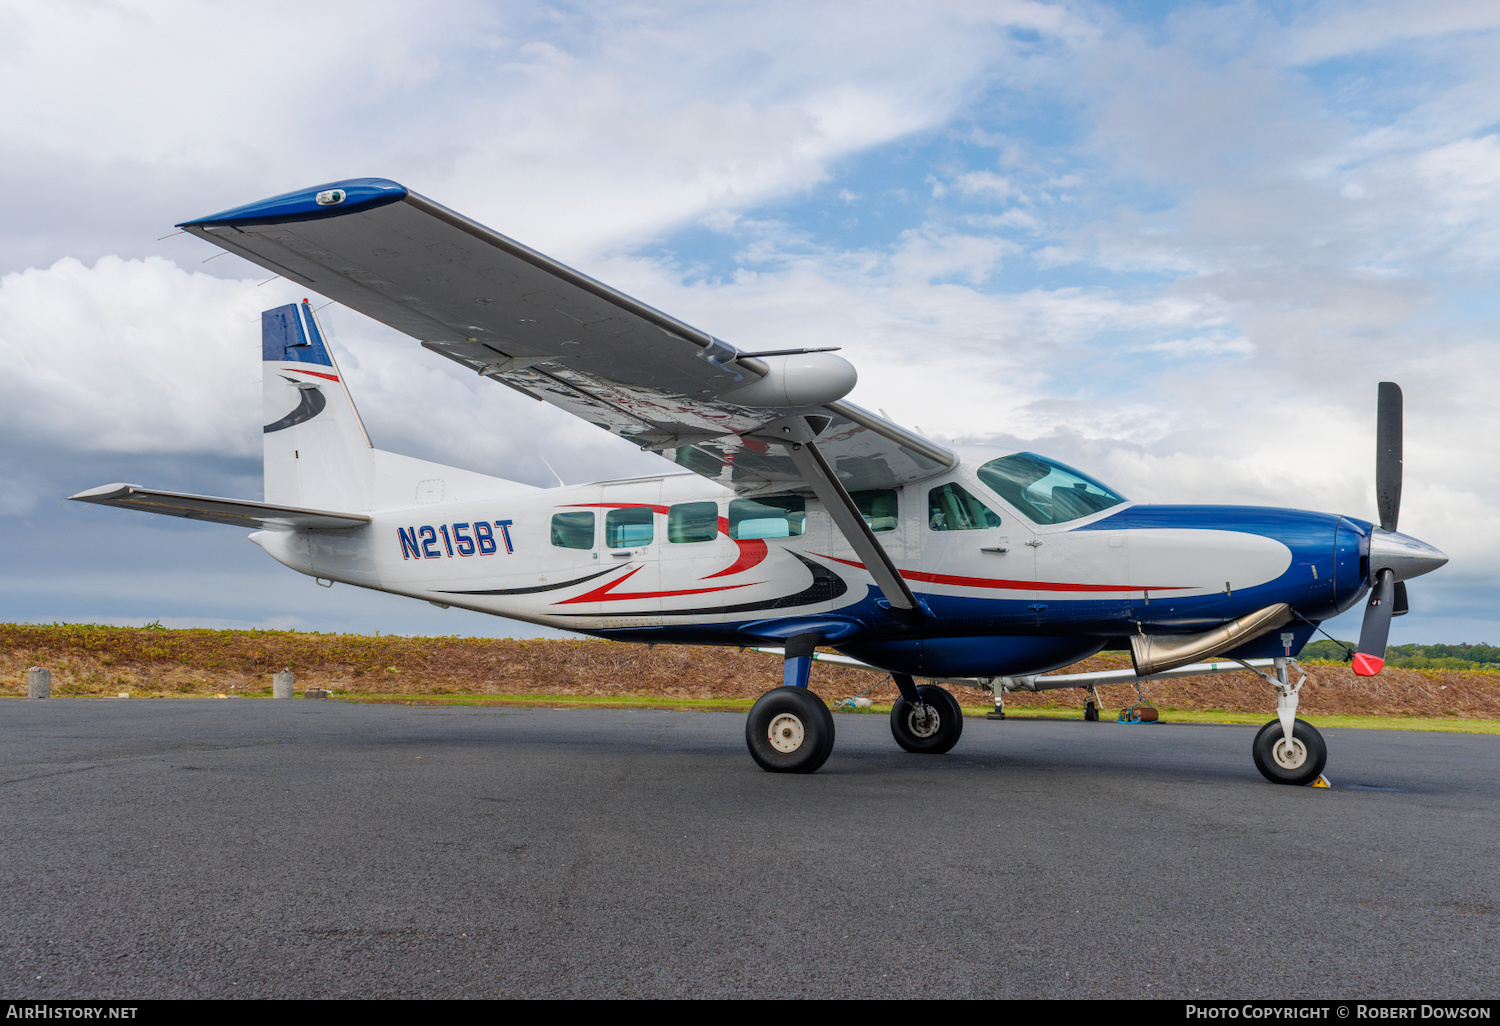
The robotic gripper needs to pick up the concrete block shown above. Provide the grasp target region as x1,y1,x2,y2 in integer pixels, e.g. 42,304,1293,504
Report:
273,670,294,700
27,667,50,700
304,688,331,700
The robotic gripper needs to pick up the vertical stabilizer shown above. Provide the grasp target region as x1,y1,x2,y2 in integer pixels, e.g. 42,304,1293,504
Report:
263,300,374,510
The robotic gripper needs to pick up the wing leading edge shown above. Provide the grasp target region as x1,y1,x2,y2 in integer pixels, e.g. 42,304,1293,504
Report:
178,179,954,496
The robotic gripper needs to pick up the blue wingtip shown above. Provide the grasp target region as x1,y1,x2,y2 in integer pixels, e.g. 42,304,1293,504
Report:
178,177,408,228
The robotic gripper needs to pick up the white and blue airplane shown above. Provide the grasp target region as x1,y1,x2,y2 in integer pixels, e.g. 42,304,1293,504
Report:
72,178,1448,783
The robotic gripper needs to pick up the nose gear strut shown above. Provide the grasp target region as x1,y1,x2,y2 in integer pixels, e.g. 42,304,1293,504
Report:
1238,642,1328,786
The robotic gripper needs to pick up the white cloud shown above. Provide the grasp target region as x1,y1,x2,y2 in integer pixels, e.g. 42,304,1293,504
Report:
1338,135,1500,268
0,257,266,457
1135,334,1253,357
0,255,664,509
954,170,1015,200
1288,0,1500,62
888,227,1018,285
966,209,1043,231
0,0,1078,269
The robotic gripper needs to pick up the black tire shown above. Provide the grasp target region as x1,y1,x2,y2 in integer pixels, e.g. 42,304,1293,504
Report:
890,684,963,754
746,687,835,773
1252,718,1327,786
1084,702,1100,722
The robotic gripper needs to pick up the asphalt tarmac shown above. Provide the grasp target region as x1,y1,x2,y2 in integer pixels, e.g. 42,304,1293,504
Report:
2,699,1497,999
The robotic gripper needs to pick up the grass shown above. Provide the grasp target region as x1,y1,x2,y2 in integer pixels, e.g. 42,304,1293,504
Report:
6,623,1498,726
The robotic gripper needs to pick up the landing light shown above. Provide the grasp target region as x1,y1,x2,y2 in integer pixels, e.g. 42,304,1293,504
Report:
315,189,347,206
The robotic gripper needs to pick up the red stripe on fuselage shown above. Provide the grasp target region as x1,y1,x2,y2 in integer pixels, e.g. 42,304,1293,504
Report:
281,367,341,382
564,502,671,515
813,553,1191,593
550,564,761,605
705,537,767,578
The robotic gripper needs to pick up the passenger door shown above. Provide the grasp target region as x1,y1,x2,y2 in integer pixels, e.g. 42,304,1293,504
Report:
596,479,662,622
540,483,607,618
920,479,1038,622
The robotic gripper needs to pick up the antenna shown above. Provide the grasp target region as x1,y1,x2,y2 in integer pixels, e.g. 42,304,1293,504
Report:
538,454,566,488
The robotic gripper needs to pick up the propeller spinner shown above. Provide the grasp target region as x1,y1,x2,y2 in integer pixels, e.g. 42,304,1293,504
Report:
1351,382,1448,676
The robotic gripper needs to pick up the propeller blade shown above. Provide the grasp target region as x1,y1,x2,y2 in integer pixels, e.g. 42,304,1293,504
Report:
1353,568,1396,676
1376,381,1402,532
1392,580,1408,617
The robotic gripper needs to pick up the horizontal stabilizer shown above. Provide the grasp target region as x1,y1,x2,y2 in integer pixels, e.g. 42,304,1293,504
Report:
69,484,370,530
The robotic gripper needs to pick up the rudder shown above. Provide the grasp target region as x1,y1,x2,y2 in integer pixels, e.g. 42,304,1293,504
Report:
262,300,373,510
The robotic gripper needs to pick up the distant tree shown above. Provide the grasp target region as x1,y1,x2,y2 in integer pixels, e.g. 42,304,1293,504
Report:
1296,639,1499,670
1299,639,1354,662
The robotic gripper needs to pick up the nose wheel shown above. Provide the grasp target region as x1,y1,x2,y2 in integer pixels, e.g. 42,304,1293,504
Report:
1252,718,1327,785
890,683,964,754
746,686,835,773
1239,654,1330,785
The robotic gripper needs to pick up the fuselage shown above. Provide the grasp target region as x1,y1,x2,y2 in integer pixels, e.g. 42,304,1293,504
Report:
251,445,1377,679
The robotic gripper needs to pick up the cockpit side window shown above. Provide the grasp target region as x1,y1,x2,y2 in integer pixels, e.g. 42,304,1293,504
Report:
976,452,1126,525
850,489,898,532
927,482,1002,531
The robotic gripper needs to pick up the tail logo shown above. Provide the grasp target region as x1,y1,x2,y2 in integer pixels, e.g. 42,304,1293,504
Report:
264,377,327,433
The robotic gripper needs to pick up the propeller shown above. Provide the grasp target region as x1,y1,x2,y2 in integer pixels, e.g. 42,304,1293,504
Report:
1353,382,1405,676
1375,381,1402,532
1353,569,1395,675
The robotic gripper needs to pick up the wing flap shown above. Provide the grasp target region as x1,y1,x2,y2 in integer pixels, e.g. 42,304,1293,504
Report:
70,484,370,530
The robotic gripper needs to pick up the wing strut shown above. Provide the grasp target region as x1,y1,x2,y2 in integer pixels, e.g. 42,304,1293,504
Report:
756,417,922,615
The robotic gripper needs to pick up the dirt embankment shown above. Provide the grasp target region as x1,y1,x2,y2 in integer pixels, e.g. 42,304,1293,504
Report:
3,624,1497,718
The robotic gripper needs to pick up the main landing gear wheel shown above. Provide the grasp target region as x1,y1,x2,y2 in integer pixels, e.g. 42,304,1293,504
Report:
746,686,835,773
890,684,963,755
1252,718,1327,786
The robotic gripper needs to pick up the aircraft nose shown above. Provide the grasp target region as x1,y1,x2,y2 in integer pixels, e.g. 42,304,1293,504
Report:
1369,528,1448,582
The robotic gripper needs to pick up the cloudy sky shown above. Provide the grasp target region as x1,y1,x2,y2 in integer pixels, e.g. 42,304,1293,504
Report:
1,0,1495,644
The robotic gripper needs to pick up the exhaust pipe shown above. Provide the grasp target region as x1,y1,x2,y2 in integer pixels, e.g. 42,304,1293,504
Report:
1130,603,1294,676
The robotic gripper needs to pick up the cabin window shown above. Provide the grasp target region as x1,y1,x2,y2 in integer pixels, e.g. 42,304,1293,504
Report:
550,511,595,549
928,482,1002,531
976,452,1126,525
850,489,898,532
729,495,806,539
605,506,655,548
668,502,719,543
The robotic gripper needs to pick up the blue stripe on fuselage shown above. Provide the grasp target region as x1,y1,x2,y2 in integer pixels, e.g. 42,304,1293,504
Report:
1078,504,1359,621
1077,503,1341,536
581,505,1363,662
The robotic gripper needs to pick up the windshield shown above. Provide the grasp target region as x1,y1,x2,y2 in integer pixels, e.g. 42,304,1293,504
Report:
976,452,1127,525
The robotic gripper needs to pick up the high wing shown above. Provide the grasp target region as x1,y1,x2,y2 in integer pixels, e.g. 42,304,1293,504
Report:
177,179,954,497
70,484,370,531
